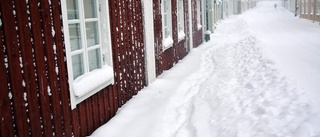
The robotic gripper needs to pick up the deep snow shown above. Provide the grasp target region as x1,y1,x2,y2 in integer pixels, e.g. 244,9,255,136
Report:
91,1,320,137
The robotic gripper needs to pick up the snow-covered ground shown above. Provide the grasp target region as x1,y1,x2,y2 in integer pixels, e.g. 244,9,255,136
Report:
91,1,320,137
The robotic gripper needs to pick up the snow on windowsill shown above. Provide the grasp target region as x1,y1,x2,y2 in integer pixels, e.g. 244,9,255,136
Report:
73,65,113,97
178,31,186,42
163,37,173,51
197,24,202,30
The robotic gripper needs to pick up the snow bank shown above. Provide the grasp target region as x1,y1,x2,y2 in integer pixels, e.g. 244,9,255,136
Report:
163,37,174,50
178,31,186,41
73,65,113,97
91,1,320,137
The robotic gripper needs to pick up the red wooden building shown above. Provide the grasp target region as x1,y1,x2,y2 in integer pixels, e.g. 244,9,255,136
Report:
144,0,204,77
0,0,204,136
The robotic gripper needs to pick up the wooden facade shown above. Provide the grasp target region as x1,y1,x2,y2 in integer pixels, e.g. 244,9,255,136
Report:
153,0,191,76
0,0,146,136
192,0,204,48
153,0,204,76
0,0,209,136
299,0,320,22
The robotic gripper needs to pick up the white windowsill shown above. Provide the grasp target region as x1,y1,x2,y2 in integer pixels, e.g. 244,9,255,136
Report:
178,31,186,42
73,65,114,97
197,24,202,30
163,37,173,51
205,30,211,34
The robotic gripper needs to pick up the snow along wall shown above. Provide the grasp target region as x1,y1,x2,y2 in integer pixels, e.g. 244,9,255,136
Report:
153,0,196,76
0,0,146,136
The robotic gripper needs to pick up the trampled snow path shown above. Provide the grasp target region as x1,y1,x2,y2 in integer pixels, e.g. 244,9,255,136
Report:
163,19,316,137
91,1,320,137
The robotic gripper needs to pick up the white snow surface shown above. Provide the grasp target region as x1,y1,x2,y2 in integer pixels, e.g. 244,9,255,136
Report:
73,65,113,97
178,31,186,41
91,1,320,137
163,37,174,49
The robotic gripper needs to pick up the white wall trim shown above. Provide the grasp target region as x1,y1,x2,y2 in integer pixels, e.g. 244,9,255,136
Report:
188,0,194,49
202,0,206,41
142,0,156,84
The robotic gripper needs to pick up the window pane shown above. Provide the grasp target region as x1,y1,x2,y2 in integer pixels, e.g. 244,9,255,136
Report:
164,28,169,38
178,12,181,23
164,14,168,26
180,14,183,28
164,28,167,38
180,1,183,17
69,23,82,51
86,22,100,47
67,0,79,20
88,48,101,71
197,0,200,24
162,0,171,39
318,1,320,14
164,0,168,12
306,1,308,14
178,0,184,32
311,1,314,14
83,0,97,18
301,1,304,13
72,54,84,79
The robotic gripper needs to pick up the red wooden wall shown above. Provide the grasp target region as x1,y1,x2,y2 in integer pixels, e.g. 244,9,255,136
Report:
193,0,204,48
153,0,191,76
0,0,146,136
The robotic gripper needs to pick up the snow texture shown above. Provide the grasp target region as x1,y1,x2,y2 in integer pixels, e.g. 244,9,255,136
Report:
178,31,186,42
91,1,320,137
163,37,174,49
73,65,113,97
197,24,202,30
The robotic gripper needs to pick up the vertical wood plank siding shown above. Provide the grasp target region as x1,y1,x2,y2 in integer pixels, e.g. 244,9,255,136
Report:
153,0,191,76
0,0,146,136
0,6,15,136
299,0,320,22
192,0,203,48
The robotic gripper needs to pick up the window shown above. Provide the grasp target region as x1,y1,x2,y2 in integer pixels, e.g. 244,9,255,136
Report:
197,0,202,29
177,0,185,41
311,0,314,14
162,0,173,50
62,0,114,109
318,1,320,14
306,1,309,14
302,1,304,14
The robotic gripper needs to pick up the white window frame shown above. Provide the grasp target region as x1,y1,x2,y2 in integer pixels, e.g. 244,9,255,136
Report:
197,0,202,30
162,0,173,51
177,0,186,42
61,0,114,109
